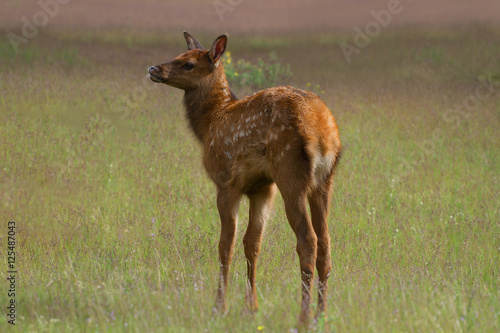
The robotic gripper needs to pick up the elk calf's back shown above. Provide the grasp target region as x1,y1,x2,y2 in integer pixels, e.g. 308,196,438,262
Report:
203,85,340,193
149,32,341,328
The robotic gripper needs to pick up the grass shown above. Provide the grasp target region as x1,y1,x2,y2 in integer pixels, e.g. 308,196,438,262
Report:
0,25,499,332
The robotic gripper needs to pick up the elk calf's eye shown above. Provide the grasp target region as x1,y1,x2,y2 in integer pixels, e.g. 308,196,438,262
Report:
182,62,194,70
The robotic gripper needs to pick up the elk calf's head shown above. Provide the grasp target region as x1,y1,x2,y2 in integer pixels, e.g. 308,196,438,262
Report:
149,32,227,90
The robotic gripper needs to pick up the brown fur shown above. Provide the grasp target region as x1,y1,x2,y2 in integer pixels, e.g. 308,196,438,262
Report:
149,32,341,328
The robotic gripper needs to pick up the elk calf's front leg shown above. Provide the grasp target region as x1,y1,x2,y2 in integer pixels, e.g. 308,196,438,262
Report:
214,189,241,313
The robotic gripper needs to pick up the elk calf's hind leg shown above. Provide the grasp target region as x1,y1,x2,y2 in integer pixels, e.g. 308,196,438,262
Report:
243,185,277,313
280,190,317,327
308,176,334,317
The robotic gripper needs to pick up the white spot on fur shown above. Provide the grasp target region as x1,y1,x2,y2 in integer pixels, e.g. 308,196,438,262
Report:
224,151,232,160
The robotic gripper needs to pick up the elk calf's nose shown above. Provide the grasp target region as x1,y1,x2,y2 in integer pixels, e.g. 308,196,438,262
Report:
149,66,158,73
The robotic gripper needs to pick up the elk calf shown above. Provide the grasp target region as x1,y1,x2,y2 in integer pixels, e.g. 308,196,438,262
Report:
149,32,341,327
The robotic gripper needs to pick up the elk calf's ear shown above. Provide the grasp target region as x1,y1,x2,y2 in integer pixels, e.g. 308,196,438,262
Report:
209,35,228,68
184,31,204,50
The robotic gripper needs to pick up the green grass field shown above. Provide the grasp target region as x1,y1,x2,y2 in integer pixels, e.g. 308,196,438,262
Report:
0,25,499,332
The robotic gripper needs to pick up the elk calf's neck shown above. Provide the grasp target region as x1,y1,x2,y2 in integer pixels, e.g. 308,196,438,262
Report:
149,32,341,328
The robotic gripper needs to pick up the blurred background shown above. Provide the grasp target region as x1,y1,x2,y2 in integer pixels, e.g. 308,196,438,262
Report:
2,0,499,33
